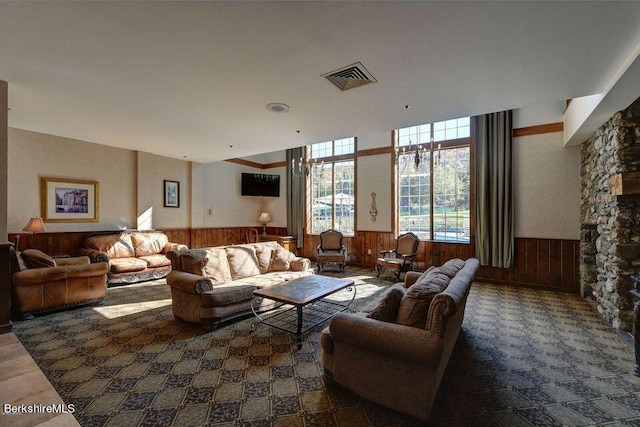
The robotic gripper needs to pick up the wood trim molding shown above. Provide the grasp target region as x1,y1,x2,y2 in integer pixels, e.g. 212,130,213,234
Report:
263,161,286,169
227,146,392,170
225,158,264,169
358,146,392,157
513,122,563,137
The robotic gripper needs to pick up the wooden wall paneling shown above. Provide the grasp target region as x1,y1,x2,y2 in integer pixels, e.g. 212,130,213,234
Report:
442,243,459,265
525,239,538,285
561,240,578,292
549,239,562,287
514,239,528,284
7,226,580,293
345,236,354,264
537,239,550,287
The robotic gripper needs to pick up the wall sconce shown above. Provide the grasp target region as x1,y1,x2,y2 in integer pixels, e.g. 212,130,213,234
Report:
369,192,378,222
258,212,272,235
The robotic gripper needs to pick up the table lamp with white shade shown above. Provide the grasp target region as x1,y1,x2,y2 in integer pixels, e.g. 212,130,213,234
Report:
258,212,272,235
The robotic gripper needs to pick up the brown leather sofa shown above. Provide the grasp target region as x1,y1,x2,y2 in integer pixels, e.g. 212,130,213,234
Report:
10,247,108,319
80,231,188,285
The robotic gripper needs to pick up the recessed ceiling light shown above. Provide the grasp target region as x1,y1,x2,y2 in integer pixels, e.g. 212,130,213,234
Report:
266,103,290,113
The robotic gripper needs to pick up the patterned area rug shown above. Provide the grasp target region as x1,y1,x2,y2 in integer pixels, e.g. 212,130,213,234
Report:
12,267,640,427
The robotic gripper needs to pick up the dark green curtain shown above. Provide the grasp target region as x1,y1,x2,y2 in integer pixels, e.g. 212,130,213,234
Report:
286,147,305,248
475,111,514,268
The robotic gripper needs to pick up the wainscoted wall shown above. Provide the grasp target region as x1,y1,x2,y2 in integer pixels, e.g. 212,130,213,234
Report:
8,227,287,257
301,231,579,293
10,228,579,294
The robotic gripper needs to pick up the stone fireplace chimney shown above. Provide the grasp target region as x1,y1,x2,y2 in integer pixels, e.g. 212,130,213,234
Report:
580,97,640,331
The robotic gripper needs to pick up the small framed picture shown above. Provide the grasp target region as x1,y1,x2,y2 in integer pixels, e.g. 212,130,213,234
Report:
164,180,180,208
41,177,99,222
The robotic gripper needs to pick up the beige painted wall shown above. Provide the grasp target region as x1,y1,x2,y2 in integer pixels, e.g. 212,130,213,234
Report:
0,82,7,242
357,154,393,232
355,131,393,232
8,128,137,232
201,161,286,228
513,131,581,239
137,151,191,229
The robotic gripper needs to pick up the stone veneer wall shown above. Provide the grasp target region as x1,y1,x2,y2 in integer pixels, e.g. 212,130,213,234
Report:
580,97,640,331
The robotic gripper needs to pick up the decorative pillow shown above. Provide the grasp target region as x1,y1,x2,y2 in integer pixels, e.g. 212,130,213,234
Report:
203,248,232,284
396,274,450,328
413,266,436,285
366,288,405,323
14,251,29,271
180,249,208,275
131,232,169,257
85,233,135,258
253,244,275,274
20,249,56,269
439,258,465,278
268,245,295,272
225,246,260,279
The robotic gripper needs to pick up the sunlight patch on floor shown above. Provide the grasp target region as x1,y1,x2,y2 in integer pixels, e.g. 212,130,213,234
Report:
92,299,172,319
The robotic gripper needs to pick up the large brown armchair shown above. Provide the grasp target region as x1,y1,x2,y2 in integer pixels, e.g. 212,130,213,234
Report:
375,232,420,281
10,247,108,319
316,229,346,272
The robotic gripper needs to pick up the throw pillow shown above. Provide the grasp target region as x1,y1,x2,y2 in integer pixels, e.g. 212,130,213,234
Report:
366,288,405,323
180,249,208,275
439,258,465,278
268,245,295,272
14,251,28,271
396,274,450,328
253,244,275,274
20,249,56,269
225,246,261,279
131,232,168,257
413,265,436,285
203,248,232,284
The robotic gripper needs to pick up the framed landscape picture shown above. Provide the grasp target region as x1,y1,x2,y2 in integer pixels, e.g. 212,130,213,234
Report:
41,177,99,222
164,180,180,208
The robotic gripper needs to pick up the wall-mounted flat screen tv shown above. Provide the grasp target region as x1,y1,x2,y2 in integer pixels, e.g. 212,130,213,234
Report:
241,173,280,197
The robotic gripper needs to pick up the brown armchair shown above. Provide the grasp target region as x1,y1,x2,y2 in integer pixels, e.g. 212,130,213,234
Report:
316,229,346,272
375,232,420,281
10,247,108,319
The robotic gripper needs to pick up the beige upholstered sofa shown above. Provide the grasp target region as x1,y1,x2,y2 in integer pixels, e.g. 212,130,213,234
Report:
80,231,188,285
322,257,479,422
166,241,313,329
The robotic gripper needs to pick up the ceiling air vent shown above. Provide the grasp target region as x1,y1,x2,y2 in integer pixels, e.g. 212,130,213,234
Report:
322,62,377,91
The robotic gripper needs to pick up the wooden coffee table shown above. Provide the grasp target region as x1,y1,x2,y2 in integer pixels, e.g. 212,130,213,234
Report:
250,275,356,349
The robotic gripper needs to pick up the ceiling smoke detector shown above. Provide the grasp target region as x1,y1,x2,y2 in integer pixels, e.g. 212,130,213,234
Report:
322,62,377,91
266,103,290,113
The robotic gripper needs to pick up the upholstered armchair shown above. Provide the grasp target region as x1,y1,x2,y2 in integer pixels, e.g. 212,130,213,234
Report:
244,228,259,244
375,232,420,281
316,229,346,272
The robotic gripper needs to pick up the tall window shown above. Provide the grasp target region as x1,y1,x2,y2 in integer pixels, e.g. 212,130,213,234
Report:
396,117,471,242
308,138,355,235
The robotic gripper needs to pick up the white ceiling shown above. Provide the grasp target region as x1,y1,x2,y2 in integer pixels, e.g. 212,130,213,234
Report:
1,1,640,164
